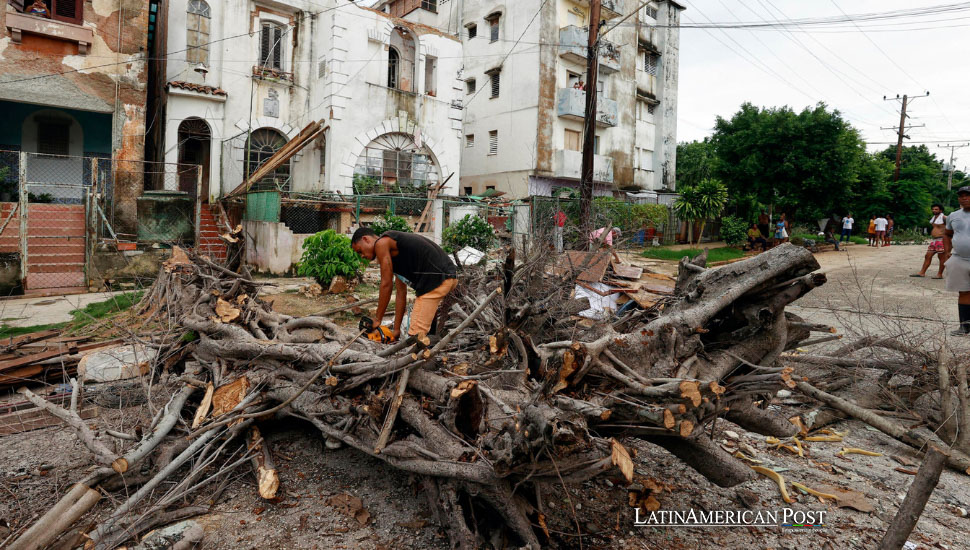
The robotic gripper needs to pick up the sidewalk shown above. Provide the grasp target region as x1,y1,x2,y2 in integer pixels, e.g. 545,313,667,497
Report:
0,291,127,327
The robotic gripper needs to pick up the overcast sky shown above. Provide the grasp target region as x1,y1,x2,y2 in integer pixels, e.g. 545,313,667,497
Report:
675,0,970,161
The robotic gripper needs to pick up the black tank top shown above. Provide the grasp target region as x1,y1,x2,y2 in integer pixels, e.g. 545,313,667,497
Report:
379,231,457,296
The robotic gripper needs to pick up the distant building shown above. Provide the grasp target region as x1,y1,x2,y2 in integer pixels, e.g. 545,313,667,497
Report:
0,0,151,229
376,0,684,197
147,0,463,203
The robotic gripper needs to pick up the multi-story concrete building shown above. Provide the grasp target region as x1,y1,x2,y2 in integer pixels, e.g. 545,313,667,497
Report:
0,0,151,229
148,0,463,203
377,0,683,197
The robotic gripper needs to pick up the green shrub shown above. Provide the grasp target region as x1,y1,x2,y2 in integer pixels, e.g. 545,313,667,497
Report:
632,203,669,230
442,214,495,253
891,227,928,244
297,230,364,286
352,174,380,195
370,211,412,235
720,215,749,247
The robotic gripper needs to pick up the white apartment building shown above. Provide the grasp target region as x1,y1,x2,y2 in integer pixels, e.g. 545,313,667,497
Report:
150,0,464,202
376,0,683,198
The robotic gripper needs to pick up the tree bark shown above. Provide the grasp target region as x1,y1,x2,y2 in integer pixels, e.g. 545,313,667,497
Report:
878,445,948,550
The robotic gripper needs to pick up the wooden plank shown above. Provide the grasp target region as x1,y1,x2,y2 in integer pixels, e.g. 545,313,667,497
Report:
0,365,77,387
0,344,77,373
225,121,325,198
0,404,99,435
554,251,610,283
610,261,643,280
0,329,60,352
626,291,664,309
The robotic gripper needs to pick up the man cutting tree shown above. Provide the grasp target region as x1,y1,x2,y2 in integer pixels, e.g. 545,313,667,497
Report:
351,228,457,343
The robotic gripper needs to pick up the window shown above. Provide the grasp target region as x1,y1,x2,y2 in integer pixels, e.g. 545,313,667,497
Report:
463,186,473,196
388,48,400,88
642,4,658,19
488,130,498,155
353,133,441,191
246,128,291,191
490,71,500,98
186,0,210,66
260,22,284,70
568,9,585,27
486,14,500,42
37,117,70,156
17,0,83,25
466,78,476,94
425,55,437,96
466,134,475,148
638,148,654,171
636,100,658,121
486,185,495,191
648,103,657,115
564,129,581,152
594,135,600,155
466,23,477,40
421,0,437,13
567,72,582,89
643,51,659,76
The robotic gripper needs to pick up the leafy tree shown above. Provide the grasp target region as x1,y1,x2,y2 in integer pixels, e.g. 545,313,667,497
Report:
674,178,728,244
370,211,412,235
711,102,863,222
442,214,495,253
719,215,750,248
297,230,363,286
676,139,715,189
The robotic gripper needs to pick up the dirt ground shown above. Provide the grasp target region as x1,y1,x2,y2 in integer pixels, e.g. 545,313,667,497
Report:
3,244,970,549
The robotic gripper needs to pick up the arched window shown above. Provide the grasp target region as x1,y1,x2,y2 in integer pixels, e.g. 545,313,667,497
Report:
246,128,291,191
388,28,416,92
353,133,440,193
387,47,399,88
186,0,210,66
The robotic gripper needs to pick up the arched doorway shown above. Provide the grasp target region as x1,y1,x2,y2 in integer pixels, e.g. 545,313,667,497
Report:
388,28,416,91
177,118,211,199
245,128,291,191
353,132,440,193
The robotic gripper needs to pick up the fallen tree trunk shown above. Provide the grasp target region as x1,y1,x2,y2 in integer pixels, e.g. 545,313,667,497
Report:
11,244,835,548
878,445,948,550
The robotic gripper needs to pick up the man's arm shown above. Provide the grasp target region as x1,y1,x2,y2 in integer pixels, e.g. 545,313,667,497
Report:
944,229,954,259
372,239,395,327
392,278,407,339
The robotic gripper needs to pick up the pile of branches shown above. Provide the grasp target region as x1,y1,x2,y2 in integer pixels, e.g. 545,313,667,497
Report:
11,244,835,549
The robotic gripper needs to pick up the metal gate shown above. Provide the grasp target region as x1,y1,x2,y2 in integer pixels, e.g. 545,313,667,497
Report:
19,152,92,292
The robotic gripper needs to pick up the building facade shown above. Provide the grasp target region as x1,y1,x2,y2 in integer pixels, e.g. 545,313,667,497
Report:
148,0,463,203
0,0,151,230
378,0,682,198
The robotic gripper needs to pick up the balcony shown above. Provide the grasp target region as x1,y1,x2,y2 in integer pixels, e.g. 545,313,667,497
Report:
569,0,621,19
557,88,618,127
559,26,620,74
252,66,293,83
554,149,614,183
5,12,93,53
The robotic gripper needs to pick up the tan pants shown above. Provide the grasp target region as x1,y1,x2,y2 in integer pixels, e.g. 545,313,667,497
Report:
409,278,457,336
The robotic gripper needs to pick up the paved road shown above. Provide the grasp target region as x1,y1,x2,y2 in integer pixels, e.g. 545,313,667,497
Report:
790,243,969,349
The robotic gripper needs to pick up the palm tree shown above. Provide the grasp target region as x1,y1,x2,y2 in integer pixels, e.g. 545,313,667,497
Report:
673,178,728,245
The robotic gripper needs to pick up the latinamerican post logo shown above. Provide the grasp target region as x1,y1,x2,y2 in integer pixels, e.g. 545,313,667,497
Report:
635,508,827,529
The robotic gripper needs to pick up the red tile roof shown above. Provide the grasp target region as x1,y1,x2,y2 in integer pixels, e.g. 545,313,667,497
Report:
167,81,227,97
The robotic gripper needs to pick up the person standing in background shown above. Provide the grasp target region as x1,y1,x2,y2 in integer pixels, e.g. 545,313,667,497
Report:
553,210,566,253
867,215,877,246
840,213,854,243
913,204,948,279
884,215,895,247
874,215,888,247
944,186,970,336
758,211,771,246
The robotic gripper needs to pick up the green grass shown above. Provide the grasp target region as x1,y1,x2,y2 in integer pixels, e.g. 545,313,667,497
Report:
641,246,746,263
792,233,867,245
0,291,144,339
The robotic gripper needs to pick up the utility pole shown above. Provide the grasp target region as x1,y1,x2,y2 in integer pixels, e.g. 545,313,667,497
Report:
882,92,929,183
939,143,970,209
579,0,602,239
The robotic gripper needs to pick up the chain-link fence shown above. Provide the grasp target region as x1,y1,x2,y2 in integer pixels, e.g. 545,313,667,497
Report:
0,151,200,293
528,195,676,253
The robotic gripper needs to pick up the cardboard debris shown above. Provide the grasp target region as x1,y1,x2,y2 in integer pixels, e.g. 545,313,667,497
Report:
555,251,611,283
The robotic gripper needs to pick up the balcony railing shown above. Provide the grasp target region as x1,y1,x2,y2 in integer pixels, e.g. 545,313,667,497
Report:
252,66,293,83
557,88,618,127
559,25,620,73
555,149,614,183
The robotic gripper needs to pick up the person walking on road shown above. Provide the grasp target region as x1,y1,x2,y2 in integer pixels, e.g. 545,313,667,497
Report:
944,186,970,336
874,215,888,247
867,215,877,246
840,213,854,243
913,204,948,279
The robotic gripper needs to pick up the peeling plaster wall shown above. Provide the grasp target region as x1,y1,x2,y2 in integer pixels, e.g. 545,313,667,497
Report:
655,0,680,191
0,0,150,232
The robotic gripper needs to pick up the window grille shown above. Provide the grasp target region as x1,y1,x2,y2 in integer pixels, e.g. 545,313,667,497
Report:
488,130,498,155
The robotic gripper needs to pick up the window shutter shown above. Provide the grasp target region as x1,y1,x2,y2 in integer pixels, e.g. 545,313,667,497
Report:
490,73,500,98
52,0,83,25
488,130,498,155
273,26,282,69
260,24,271,67
466,134,475,148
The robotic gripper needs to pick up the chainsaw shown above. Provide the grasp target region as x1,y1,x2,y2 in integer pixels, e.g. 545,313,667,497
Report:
359,316,395,343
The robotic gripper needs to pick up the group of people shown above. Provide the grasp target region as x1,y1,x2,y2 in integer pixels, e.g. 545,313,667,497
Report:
745,211,790,252
837,213,894,247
